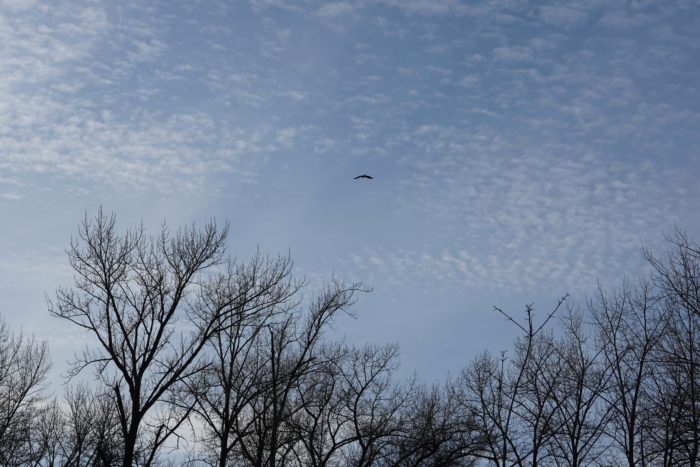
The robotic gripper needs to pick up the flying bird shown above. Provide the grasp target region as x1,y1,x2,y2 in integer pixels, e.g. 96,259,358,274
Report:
354,174,373,180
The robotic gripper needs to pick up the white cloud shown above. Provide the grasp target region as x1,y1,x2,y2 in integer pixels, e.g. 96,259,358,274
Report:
538,5,589,28
1,0,697,300
493,45,533,62
337,109,699,294
280,90,306,101
0,192,23,201
316,2,354,18
599,8,653,27
0,0,39,11
458,75,479,87
248,0,304,13
373,0,468,15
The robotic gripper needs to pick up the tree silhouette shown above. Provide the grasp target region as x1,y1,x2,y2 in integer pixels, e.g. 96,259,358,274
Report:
50,209,233,466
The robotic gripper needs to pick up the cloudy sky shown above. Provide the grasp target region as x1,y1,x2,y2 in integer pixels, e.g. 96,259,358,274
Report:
1,0,699,382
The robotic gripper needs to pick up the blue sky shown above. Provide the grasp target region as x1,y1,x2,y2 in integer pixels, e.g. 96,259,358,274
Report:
0,0,699,383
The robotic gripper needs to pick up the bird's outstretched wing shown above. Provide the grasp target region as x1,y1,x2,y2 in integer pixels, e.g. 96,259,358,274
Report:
354,174,373,180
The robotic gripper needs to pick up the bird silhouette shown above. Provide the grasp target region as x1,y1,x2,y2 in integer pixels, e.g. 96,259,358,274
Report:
354,174,373,180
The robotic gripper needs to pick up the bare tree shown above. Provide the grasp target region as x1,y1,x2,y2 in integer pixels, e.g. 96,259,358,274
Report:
334,343,405,467
91,390,124,466
458,299,566,467
32,398,64,466
0,315,51,466
285,343,353,467
589,280,665,467
55,383,124,466
458,350,512,466
549,308,610,467
645,306,698,467
659,305,700,466
286,342,406,467
203,279,365,466
511,330,564,466
61,383,99,465
645,229,700,319
26,385,123,466
178,253,299,467
385,382,480,466
645,230,700,465
49,209,240,467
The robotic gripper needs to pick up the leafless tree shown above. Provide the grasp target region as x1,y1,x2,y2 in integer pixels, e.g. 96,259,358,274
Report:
32,398,64,466
18,212,697,466
333,343,406,467
202,279,365,466
456,299,567,467
49,209,240,467
462,331,564,467
178,253,300,467
511,330,564,466
61,383,99,465
385,382,480,466
285,342,406,467
90,390,124,466
284,343,353,467
645,230,700,465
51,383,124,466
645,308,697,467
0,315,51,466
23,385,123,466
458,350,512,466
548,308,610,467
655,305,700,466
645,229,700,319
589,280,665,467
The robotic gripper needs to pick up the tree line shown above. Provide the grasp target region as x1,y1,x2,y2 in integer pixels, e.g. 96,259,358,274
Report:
1,211,699,466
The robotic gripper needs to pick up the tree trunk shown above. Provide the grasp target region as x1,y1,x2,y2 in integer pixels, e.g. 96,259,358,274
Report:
123,417,140,467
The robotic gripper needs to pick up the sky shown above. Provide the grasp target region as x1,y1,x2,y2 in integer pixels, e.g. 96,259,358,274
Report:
0,0,699,384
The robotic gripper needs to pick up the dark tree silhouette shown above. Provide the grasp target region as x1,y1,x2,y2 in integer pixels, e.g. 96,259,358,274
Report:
458,299,566,467
6,214,690,467
177,253,300,467
548,309,611,467
0,316,51,466
229,280,364,467
645,230,700,465
50,209,237,467
589,281,665,467
386,383,481,466
287,342,406,467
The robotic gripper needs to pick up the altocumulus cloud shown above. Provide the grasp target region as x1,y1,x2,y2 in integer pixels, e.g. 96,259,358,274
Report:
0,0,698,299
